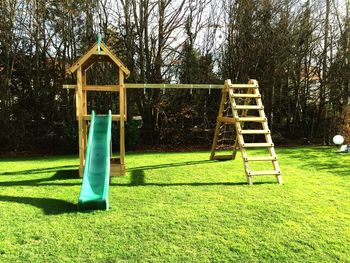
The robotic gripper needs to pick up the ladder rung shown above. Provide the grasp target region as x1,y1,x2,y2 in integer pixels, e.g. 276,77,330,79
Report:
239,129,270,134
228,84,258,89
248,170,281,176
233,105,264,110
231,93,261,98
212,155,234,160
244,156,277,161
241,143,274,148
236,117,266,122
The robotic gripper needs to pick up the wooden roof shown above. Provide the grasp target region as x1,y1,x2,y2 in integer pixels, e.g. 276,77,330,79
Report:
68,42,130,78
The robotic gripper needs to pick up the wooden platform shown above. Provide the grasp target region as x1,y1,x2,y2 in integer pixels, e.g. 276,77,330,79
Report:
110,157,125,176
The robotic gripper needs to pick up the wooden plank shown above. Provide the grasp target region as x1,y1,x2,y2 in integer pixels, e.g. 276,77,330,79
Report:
92,50,107,55
77,67,84,177
210,89,228,160
125,83,223,89
248,170,281,176
237,117,267,122
63,84,120,92
84,85,120,91
239,129,270,134
82,72,87,169
233,105,264,110
241,143,274,148
228,83,258,89
83,114,123,121
64,83,224,90
230,93,261,98
244,156,277,161
119,68,126,175
75,89,79,119
63,84,77,89
217,116,236,124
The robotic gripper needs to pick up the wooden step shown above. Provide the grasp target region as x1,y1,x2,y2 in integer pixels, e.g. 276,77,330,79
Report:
248,170,281,176
230,93,261,98
233,105,264,110
236,117,266,122
239,129,270,134
228,84,258,89
244,156,277,161
241,143,274,148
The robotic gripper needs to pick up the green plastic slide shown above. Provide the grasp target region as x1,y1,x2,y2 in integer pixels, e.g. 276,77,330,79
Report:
78,110,112,210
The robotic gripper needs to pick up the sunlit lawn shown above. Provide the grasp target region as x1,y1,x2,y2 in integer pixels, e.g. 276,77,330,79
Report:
0,147,349,262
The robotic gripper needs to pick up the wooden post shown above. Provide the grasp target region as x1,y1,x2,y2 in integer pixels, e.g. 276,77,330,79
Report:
82,70,88,165
77,67,84,177
119,68,126,174
210,85,227,160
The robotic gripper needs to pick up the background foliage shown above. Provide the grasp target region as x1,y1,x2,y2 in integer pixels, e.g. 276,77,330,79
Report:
1,0,350,152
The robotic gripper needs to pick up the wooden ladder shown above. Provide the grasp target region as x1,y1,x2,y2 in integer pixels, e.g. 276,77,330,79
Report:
210,79,282,185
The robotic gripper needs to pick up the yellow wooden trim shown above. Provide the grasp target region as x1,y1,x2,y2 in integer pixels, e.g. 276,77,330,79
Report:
68,42,131,77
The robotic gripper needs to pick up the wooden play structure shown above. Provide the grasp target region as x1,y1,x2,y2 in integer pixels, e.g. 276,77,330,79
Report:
210,79,282,184
64,42,282,185
66,42,129,177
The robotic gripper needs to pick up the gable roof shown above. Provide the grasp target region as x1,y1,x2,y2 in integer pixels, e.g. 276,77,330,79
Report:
68,42,130,78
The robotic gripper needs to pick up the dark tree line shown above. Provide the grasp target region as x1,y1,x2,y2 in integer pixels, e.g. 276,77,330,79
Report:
1,0,350,153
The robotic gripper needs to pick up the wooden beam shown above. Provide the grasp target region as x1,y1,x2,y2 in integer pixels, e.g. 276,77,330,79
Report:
125,83,223,89
63,84,77,89
64,83,224,90
63,84,120,92
83,114,123,121
228,83,258,89
84,85,120,91
119,68,126,175
77,67,84,177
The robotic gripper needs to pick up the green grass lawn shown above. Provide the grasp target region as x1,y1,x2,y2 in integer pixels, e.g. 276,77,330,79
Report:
0,147,349,262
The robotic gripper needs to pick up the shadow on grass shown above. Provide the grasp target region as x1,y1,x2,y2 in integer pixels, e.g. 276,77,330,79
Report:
112,169,274,187
280,147,350,176
130,169,145,185
0,165,78,176
128,159,217,172
0,169,80,187
0,195,76,215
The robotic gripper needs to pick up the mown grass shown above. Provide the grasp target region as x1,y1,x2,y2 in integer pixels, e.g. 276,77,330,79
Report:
0,147,349,262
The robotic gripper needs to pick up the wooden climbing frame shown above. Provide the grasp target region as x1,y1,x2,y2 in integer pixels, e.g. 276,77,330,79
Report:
64,42,282,184
210,79,282,185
